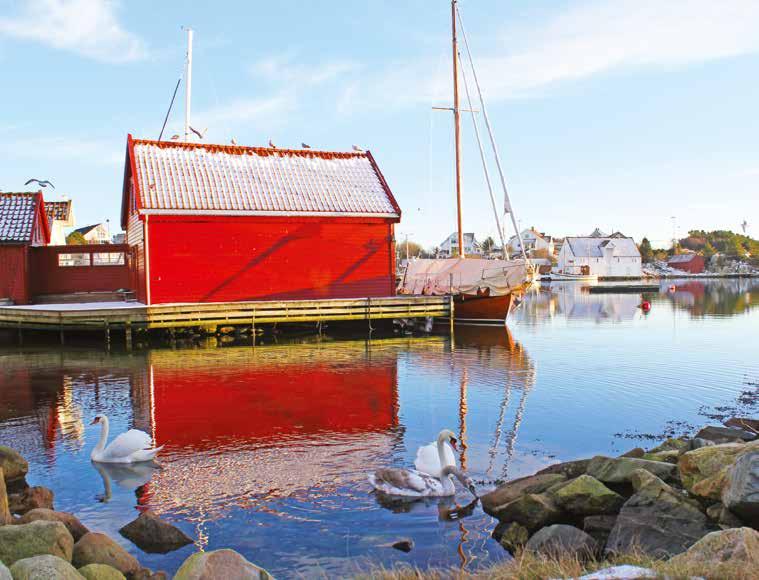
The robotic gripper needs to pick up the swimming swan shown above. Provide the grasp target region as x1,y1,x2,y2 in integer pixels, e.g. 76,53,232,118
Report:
414,429,458,477
90,414,163,463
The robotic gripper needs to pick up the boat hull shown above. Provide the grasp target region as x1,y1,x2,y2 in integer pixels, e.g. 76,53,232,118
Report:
454,292,516,326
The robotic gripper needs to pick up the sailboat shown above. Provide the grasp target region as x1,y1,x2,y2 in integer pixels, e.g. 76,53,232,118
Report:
398,0,534,325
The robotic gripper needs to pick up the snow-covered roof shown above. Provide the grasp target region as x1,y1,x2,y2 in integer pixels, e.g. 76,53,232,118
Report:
0,192,49,244
124,137,401,221
565,236,640,258
668,253,701,263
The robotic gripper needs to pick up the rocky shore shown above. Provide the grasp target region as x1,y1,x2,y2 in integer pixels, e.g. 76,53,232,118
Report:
0,446,272,579
481,420,759,576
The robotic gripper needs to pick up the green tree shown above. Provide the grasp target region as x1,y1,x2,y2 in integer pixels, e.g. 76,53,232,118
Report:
66,231,86,245
481,236,495,254
702,241,717,259
639,237,653,263
398,240,423,260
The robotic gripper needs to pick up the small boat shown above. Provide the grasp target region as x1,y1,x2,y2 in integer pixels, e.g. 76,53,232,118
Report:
397,0,533,326
542,271,599,283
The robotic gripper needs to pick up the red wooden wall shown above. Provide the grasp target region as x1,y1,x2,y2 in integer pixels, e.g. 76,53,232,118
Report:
29,244,131,297
668,255,705,274
145,215,396,304
0,246,29,304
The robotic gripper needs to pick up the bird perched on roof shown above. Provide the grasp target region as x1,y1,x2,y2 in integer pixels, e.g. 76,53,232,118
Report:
25,179,54,189
170,134,180,141
268,139,277,148
230,137,238,145
352,145,364,152
301,143,311,149
190,126,207,139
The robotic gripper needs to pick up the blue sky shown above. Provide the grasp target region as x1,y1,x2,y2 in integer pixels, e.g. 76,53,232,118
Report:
1,0,757,249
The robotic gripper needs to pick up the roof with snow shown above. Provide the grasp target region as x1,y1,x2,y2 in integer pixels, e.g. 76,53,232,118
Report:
565,236,641,258
0,192,50,244
668,253,701,263
122,136,401,224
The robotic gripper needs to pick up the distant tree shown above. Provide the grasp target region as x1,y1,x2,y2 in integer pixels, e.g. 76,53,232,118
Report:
531,248,550,260
702,241,717,259
66,231,86,245
398,240,423,260
481,236,495,254
639,237,653,263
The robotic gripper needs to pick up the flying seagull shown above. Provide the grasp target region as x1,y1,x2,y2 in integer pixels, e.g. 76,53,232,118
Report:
268,139,277,148
352,145,363,152
25,179,55,189
301,143,311,149
741,220,748,234
190,126,207,139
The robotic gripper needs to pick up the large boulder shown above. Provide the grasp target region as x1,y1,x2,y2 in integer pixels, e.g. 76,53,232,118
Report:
119,511,193,554
535,459,591,480
0,520,73,566
489,493,562,532
648,438,690,454
174,549,272,579
72,534,140,576
605,469,712,557
721,447,759,523
586,456,677,484
668,527,759,567
0,447,28,484
724,417,759,432
17,509,90,542
481,473,566,519
78,563,126,580
551,475,624,516
705,502,744,528
494,522,529,554
524,524,597,560
0,469,11,525
695,425,756,444
679,441,757,500
0,562,9,580
9,555,83,580
583,514,617,546
8,486,54,515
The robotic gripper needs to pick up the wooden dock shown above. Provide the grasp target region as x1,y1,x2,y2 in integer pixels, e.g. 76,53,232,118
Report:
587,284,660,294
0,295,452,345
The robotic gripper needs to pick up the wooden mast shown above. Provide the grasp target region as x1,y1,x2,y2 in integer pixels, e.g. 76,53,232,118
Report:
452,0,464,258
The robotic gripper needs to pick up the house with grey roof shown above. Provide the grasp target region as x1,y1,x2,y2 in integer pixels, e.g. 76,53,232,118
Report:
557,231,641,277
437,232,482,257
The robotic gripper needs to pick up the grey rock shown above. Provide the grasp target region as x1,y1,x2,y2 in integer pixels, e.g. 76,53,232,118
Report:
695,425,756,444
619,448,645,459
481,473,566,519
525,524,597,559
606,469,712,557
17,509,89,542
648,438,690,454
586,455,677,484
0,562,9,580
583,514,617,546
535,459,591,480
491,493,563,532
669,527,759,567
78,563,126,580
391,539,413,553
174,549,272,579
0,447,28,484
118,511,192,554
691,437,716,450
9,555,83,580
724,417,759,432
495,522,529,554
551,475,625,516
0,520,74,566
8,486,54,515
705,502,744,528
721,447,759,524
72,533,140,576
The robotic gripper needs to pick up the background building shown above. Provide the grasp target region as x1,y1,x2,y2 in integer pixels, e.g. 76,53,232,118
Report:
507,228,555,257
437,232,481,257
668,253,705,274
43,199,75,245
557,231,642,277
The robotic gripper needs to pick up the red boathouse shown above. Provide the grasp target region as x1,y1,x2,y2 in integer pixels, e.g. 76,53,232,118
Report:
121,136,402,305
667,253,705,274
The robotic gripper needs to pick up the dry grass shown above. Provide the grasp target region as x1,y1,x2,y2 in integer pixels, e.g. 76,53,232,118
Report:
360,548,755,580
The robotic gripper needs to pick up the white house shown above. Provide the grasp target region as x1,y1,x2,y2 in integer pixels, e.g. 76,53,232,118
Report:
437,232,482,257
43,199,75,246
508,228,555,257
557,233,642,277
73,223,110,244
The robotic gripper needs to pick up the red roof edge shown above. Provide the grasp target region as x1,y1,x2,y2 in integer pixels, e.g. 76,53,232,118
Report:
120,134,143,229
366,150,401,223
34,192,51,245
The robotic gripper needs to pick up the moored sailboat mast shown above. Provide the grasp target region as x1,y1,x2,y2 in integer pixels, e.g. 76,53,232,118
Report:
451,0,465,258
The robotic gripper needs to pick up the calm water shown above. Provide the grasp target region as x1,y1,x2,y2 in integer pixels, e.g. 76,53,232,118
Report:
1,279,758,578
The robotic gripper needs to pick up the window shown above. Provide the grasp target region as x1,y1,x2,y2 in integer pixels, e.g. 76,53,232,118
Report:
93,252,125,266
58,253,91,267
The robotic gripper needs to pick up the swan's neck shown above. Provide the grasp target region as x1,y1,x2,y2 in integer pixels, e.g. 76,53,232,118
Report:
437,438,453,469
95,418,109,453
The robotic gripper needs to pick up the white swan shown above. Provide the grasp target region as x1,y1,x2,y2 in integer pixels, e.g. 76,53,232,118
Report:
90,414,163,463
369,464,476,498
414,429,458,477
368,429,477,498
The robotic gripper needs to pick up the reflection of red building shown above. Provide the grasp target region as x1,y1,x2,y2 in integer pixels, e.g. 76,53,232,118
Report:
148,345,399,449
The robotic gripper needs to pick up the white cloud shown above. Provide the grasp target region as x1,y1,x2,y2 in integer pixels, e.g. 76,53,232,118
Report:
339,0,759,111
195,94,295,127
0,0,147,63
0,136,122,167
250,52,360,86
